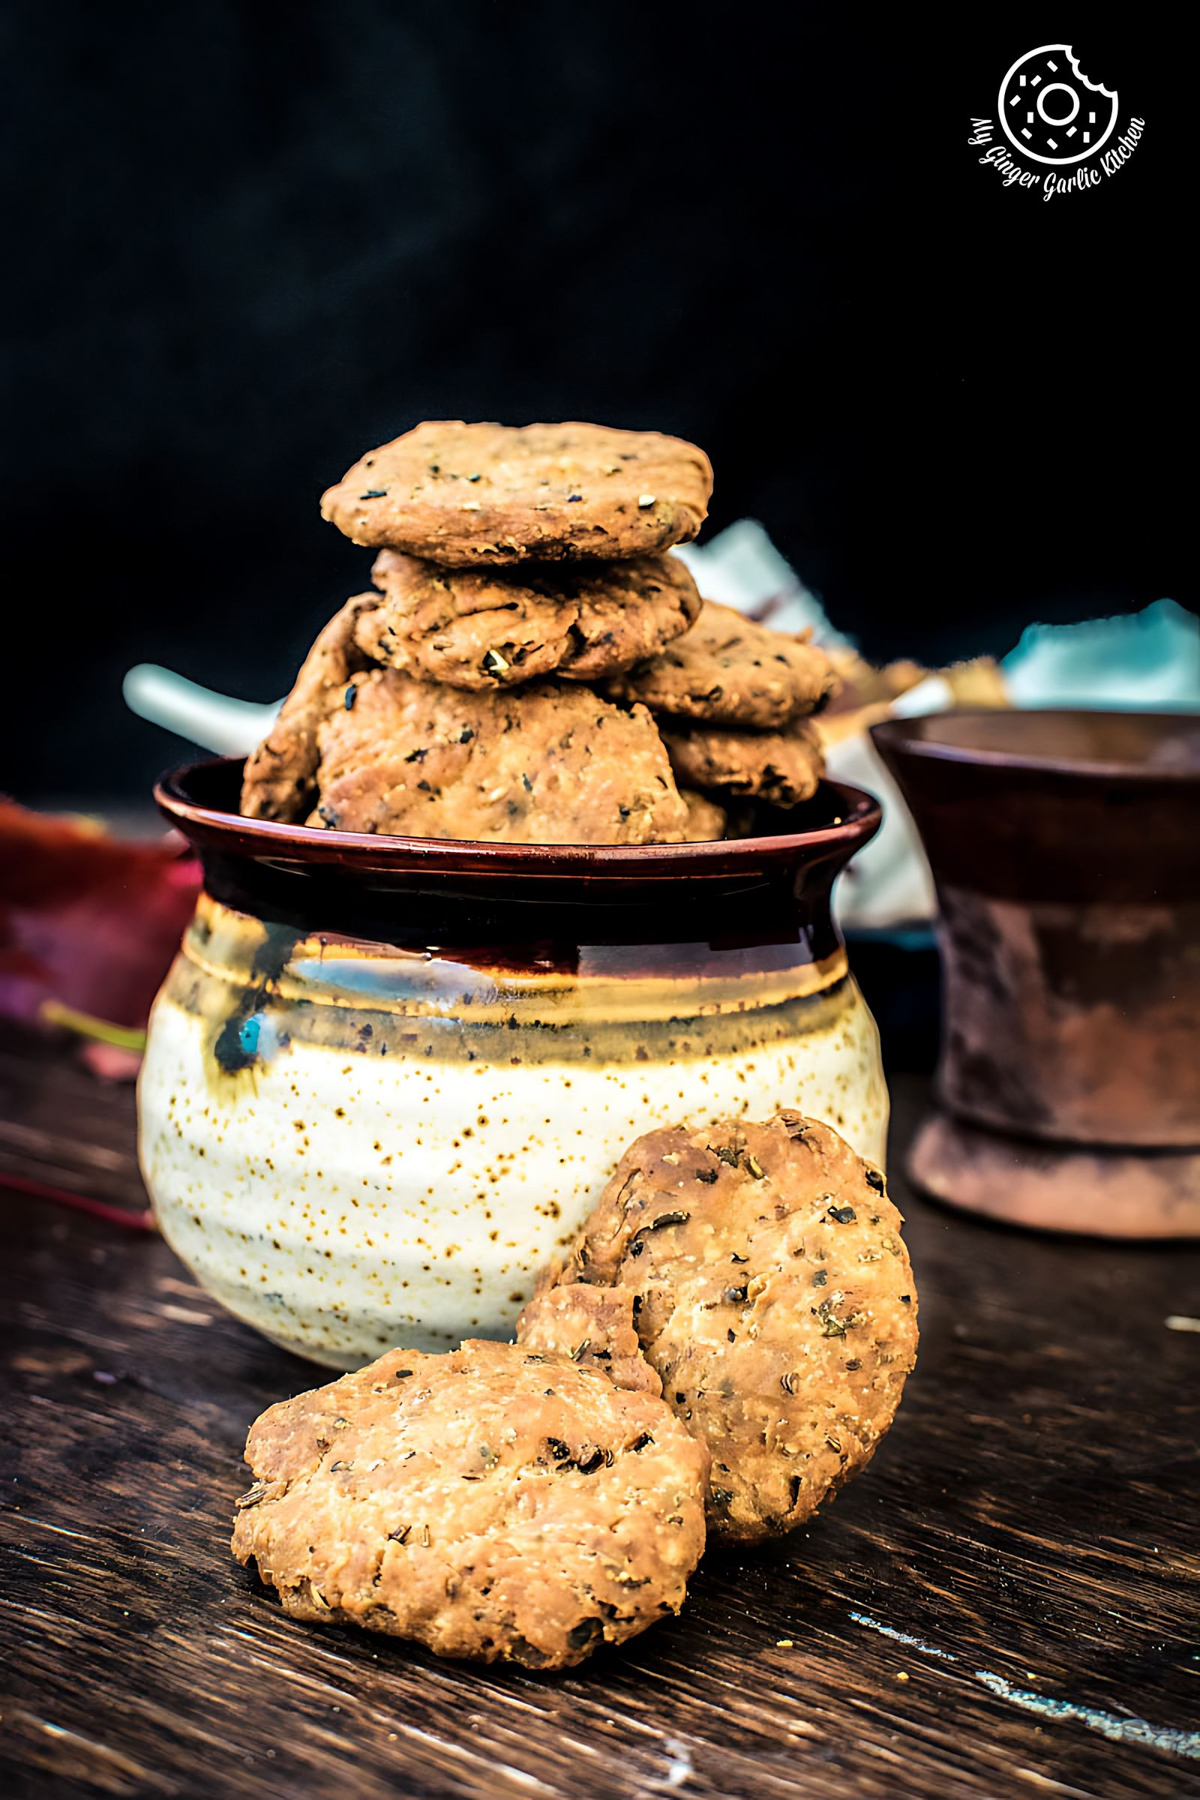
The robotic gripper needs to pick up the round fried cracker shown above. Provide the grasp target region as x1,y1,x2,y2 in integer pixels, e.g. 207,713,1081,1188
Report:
534,1113,918,1543
606,601,836,727
231,1339,708,1667
661,718,824,808
321,421,712,565
312,668,690,845
364,550,700,689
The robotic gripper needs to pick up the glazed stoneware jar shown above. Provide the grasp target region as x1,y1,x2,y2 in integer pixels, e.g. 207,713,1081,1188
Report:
139,759,887,1366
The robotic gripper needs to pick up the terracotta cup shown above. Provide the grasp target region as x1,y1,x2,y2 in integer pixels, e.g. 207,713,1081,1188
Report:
138,758,887,1365
872,709,1200,1236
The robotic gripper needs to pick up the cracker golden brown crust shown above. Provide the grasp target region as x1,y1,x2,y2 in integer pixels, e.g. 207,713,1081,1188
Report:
231,1339,708,1667
312,667,690,845
365,551,701,689
239,592,384,822
605,601,837,728
537,1114,918,1543
662,718,824,808
516,1285,663,1397
320,421,712,565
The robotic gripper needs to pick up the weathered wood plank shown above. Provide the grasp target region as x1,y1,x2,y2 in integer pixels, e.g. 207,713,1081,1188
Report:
2,1027,1198,1799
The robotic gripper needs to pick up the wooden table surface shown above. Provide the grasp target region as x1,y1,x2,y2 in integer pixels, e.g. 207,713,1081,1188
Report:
2,1023,1198,1800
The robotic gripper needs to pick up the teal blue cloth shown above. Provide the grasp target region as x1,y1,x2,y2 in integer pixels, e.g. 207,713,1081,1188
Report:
1002,600,1199,711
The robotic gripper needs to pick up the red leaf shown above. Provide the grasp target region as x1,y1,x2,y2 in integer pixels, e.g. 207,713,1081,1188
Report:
0,800,201,1034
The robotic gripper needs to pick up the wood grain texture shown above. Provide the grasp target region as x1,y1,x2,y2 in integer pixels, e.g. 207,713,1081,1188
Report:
2,1022,1198,1800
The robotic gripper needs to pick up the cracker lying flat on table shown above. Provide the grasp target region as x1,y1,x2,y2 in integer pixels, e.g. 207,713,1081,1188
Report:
364,550,701,689
605,600,837,728
232,1340,709,1667
312,667,690,845
320,421,712,565
535,1113,918,1543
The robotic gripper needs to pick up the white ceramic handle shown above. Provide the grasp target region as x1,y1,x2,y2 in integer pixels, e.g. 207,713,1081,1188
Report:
123,664,281,757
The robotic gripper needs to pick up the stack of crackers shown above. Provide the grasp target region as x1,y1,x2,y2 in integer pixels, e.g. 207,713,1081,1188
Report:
241,422,839,844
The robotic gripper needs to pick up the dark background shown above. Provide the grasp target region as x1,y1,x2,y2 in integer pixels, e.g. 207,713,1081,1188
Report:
1,5,1190,801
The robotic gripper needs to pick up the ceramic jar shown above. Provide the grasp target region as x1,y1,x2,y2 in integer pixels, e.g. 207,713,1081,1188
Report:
139,759,887,1365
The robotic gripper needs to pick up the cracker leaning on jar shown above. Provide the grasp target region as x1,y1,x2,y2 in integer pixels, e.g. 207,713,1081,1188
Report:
524,1112,918,1544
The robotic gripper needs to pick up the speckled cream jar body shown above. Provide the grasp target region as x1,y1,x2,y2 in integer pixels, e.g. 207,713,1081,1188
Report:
139,760,887,1367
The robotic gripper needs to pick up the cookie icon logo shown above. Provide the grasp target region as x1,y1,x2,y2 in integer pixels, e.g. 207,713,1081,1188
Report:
998,45,1118,165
